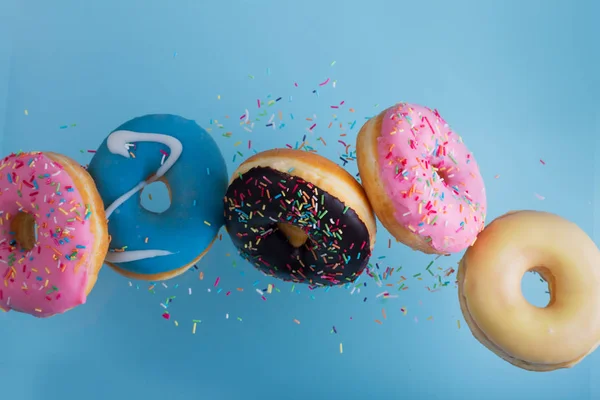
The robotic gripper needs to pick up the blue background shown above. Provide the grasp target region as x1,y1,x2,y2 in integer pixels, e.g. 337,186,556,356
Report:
1,1,599,399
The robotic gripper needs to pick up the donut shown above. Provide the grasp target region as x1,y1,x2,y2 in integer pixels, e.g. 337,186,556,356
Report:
458,210,600,371
0,151,108,317
356,102,486,254
87,114,228,281
224,148,376,286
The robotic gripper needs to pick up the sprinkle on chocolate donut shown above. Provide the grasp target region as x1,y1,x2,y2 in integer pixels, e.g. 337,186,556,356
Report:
224,166,371,286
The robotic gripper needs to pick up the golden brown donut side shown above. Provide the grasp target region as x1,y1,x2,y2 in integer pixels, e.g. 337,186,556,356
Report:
232,148,377,251
356,111,442,255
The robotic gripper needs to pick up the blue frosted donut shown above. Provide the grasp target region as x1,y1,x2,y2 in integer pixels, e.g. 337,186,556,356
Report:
87,114,227,281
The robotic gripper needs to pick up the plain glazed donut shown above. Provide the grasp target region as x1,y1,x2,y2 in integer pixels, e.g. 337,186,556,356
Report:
356,102,486,254
0,152,108,317
88,114,228,281
458,210,600,371
224,148,376,286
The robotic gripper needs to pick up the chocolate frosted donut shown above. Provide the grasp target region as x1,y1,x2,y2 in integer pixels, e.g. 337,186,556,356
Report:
224,149,377,286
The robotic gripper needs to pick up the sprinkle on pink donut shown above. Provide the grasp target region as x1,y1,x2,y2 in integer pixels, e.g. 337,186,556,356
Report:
0,152,95,317
377,103,486,253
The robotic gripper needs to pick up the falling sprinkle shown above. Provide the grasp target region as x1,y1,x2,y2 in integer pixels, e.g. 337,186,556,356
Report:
540,159,546,165
534,193,545,200
457,320,461,329
339,343,343,354
293,319,301,325
24,110,28,116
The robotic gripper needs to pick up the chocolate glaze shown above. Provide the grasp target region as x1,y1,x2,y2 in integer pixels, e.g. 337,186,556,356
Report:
224,166,372,286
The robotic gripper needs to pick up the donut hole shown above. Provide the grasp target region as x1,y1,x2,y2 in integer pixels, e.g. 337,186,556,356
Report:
10,211,37,251
277,223,309,248
140,179,171,214
432,166,452,186
521,268,552,308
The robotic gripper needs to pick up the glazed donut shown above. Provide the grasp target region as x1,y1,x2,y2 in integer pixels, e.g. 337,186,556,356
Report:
87,114,228,281
0,152,108,317
356,102,486,254
458,210,600,371
224,148,376,286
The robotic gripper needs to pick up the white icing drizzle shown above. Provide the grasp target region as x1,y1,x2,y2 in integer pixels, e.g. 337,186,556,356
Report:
104,130,183,264
105,249,174,263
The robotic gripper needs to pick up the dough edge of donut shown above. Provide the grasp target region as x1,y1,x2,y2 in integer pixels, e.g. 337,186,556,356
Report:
45,152,110,308
456,210,598,372
230,148,377,251
356,108,444,255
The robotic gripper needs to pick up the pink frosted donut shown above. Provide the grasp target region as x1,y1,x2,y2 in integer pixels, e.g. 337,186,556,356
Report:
356,102,487,254
0,152,108,317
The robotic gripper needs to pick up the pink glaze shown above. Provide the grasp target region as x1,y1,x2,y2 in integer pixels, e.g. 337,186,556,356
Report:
0,152,96,317
377,103,486,253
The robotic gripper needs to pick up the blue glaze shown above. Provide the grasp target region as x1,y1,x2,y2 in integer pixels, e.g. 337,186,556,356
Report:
87,114,228,275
